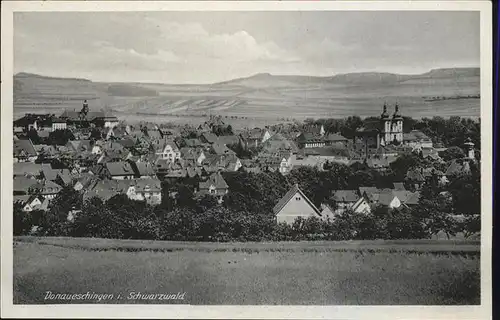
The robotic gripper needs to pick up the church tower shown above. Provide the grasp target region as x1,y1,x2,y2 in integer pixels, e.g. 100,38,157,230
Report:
391,103,403,144
463,137,475,160
80,100,89,119
380,103,393,146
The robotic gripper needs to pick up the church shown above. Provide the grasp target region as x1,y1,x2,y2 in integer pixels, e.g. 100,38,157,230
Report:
355,103,404,149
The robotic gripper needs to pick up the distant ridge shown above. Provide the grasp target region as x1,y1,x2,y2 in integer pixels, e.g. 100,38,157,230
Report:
15,72,92,83
215,67,480,87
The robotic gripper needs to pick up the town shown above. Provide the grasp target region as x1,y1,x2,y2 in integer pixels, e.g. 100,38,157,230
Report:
13,99,480,240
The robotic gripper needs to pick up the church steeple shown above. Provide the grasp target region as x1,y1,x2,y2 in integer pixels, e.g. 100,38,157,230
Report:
393,103,402,119
381,103,389,119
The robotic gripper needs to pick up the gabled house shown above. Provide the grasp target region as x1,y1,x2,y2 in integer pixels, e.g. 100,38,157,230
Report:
332,190,362,214
198,172,229,202
13,139,38,163
130,161,157,179
153,139,181,162
180,147,206,165
14,195,46,212
130,178,162,205
239,128,272,149
273,184,322,225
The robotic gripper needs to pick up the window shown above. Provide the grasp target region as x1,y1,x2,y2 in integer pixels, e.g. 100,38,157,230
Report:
296,197,301,201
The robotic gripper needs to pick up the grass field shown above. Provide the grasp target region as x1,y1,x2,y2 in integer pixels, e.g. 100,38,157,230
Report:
13,237,480,305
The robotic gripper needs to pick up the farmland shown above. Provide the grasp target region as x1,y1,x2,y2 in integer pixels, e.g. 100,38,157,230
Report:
13,68,480,128
13,237,480,305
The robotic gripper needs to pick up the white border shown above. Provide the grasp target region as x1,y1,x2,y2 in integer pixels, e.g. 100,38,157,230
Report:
1,1,492,319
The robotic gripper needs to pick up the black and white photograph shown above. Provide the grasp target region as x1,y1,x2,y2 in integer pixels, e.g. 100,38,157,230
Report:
1,1,493,319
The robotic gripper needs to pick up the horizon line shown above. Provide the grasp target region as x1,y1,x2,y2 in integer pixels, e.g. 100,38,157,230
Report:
14,65,480,86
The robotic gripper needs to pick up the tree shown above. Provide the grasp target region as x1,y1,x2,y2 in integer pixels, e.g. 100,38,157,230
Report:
440,146,466,161
27,129,41,144
48,129,75,146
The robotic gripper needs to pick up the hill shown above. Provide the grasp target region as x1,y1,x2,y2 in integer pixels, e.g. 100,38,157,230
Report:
13,68,480,121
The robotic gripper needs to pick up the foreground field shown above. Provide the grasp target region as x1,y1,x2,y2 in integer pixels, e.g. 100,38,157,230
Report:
13,238,480,305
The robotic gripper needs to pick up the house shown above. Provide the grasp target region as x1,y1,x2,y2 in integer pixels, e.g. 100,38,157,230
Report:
273,184,322,225
105,161,136,180
210,142,236,156
332,190,361,214
377,192,402,209
41,163,72,185
351,196,372,214
73,173,99,191
324,133,349,147
200,132,219,144
130,178,162,205
13,162,42,178
153,139,181,162
180,147,206,165
362,188,404,209
198,172,229,202
65,140,102,155
131,161,157,179
260,133,299,154
13,113,67,132
296,133,325,148
14,195,45,212
14,176,38,195
34,144,58,161
13,139,38,163
28,180,62,200
403,130,433,149
217,135,240,147
92,114,119,128
239,128,272,149
319,204,336,220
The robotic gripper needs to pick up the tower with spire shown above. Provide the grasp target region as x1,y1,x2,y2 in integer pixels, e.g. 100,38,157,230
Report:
79,99,89,120
463,137,475,160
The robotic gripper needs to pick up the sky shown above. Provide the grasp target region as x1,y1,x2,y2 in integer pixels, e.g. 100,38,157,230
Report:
14,11,480,84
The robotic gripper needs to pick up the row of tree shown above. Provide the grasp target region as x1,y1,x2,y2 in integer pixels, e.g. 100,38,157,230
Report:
14,157,480,240
301,115,480,148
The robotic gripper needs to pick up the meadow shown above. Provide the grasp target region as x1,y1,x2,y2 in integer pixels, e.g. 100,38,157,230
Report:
13,237,480,305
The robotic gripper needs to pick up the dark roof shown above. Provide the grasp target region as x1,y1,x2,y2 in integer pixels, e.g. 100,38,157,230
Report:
29,180,62,195
217,135,240,146
303,147,350,158
14,176,38,193
13,139,37,157
199,173,229,190
106,161,135,176
272,184,320,215
393,182,405,191
201,133,219,144
134,162,156,176
324,133,348,142
13,163,42,176
332,190,359,202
